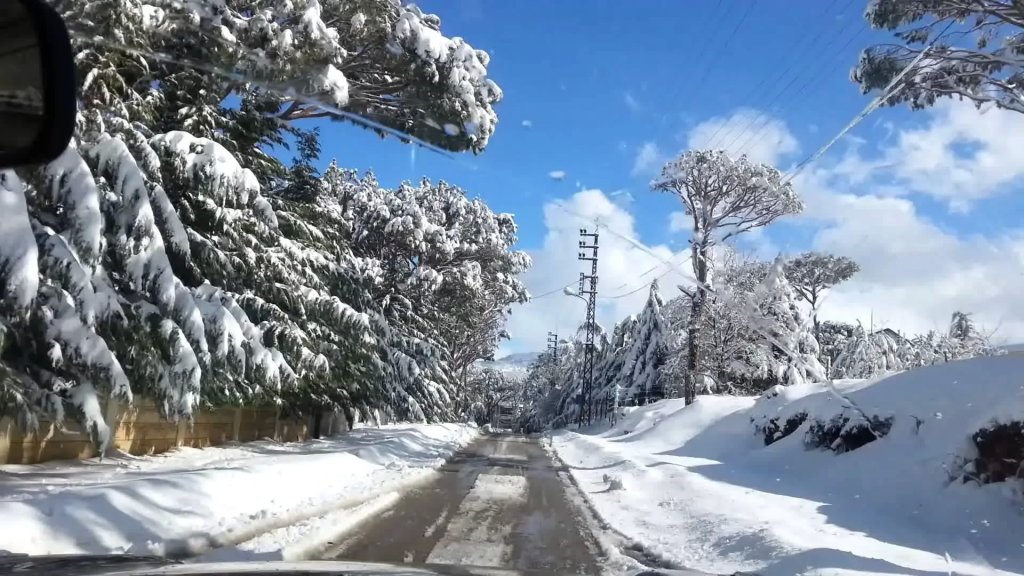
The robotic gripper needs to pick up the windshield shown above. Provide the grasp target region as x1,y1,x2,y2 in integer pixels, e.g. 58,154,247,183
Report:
1,2,1023,576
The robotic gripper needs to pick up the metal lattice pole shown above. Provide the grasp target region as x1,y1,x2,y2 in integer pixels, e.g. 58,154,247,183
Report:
577,229,599,427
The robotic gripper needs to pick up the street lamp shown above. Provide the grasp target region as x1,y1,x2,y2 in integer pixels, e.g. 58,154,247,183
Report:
562,285,593,429
562,286,587,302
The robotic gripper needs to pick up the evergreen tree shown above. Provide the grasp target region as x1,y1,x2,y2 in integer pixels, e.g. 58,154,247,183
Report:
620,281,668,405
1,0,527,447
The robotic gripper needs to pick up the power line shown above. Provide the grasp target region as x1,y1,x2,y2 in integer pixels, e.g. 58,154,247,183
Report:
662,0,732,117
600,255,692,300
728,6,866,155
530,280,578,300
706,0,857,152
781,29,945,184
735,25,871,157
686,0,758,108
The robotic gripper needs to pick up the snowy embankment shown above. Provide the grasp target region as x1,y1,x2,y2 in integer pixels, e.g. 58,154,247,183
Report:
0,423,477,559
552,355,1024,576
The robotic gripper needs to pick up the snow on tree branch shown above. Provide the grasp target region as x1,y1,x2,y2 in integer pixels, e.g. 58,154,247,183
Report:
853,0,1024,114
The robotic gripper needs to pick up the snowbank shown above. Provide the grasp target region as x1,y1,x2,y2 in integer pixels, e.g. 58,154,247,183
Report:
0,423,477,557
552,355,1024,576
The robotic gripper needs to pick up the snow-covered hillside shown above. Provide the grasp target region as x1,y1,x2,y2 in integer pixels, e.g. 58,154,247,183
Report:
474,352,540,381
552,355,1024,576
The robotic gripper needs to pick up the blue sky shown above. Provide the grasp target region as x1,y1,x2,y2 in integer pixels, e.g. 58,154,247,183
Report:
301,1,1024,353
306,0,900,243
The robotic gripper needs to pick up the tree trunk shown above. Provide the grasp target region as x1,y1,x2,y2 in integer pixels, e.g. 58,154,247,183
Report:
343,406,355,431
312,409,323,439
810,293,820,344
684,243,710,405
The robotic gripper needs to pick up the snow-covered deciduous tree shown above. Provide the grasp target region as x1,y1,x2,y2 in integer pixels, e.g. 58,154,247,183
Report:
700,256,771,394
740,256,827,387
852,0,1024,115
817,320,857,376
945,310,1001,359
463,367,518,426
784,252,859,338
832,324,906,379
652,150,803,404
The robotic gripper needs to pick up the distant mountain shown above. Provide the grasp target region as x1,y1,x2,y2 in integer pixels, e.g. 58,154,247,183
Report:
1000,342,1024,354
474,352,541,381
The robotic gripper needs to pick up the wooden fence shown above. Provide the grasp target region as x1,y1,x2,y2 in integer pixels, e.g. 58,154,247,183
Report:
0,396,327,465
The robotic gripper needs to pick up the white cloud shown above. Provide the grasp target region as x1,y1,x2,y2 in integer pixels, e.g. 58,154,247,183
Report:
521,119,533,128
668,211,688,233
792,149,1024,343
548,170,567,181
502,103,1024,355
624,91,641,112
631,141,664,177
502,189,690,354
687,108,799,167
875,101,1024,211
610,188,635,207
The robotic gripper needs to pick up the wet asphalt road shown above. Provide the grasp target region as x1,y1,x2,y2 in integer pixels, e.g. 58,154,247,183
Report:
321,434,602,574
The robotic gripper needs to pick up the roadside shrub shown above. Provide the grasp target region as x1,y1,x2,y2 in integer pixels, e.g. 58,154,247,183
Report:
754,412,809,446
805,410,893,453
969,421,1024,484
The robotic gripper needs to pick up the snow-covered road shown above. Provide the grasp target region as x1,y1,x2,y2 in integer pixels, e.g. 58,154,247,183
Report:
0,423,478,557
321,434,604,573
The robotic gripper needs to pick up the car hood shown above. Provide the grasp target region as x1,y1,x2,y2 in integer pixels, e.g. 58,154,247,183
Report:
0,554,726,576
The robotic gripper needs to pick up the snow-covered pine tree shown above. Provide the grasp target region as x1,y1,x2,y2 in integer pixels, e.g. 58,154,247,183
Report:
142,0,502,153
2,0,523,440
852,0,1024,117
593,316,637,412
0,0,287,446
619,281,668,405
326,173,529,421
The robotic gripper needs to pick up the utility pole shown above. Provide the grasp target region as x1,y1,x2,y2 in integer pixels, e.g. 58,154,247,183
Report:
577,228,599,427
535,331,558,431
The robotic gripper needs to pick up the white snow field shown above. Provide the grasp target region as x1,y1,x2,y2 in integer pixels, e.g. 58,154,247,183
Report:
553,355,1024,576
0,423,477,558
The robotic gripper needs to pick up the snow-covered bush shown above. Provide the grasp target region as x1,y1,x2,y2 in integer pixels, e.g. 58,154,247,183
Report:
750,382,894,453
755,411,809,446
964,421,1024,485
804,409,894,453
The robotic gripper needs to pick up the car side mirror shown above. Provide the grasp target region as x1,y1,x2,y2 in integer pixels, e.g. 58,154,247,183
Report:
0,0,76,168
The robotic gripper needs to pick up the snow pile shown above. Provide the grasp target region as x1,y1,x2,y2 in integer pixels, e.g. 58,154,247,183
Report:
0,423,477,557
552,355,1024,576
